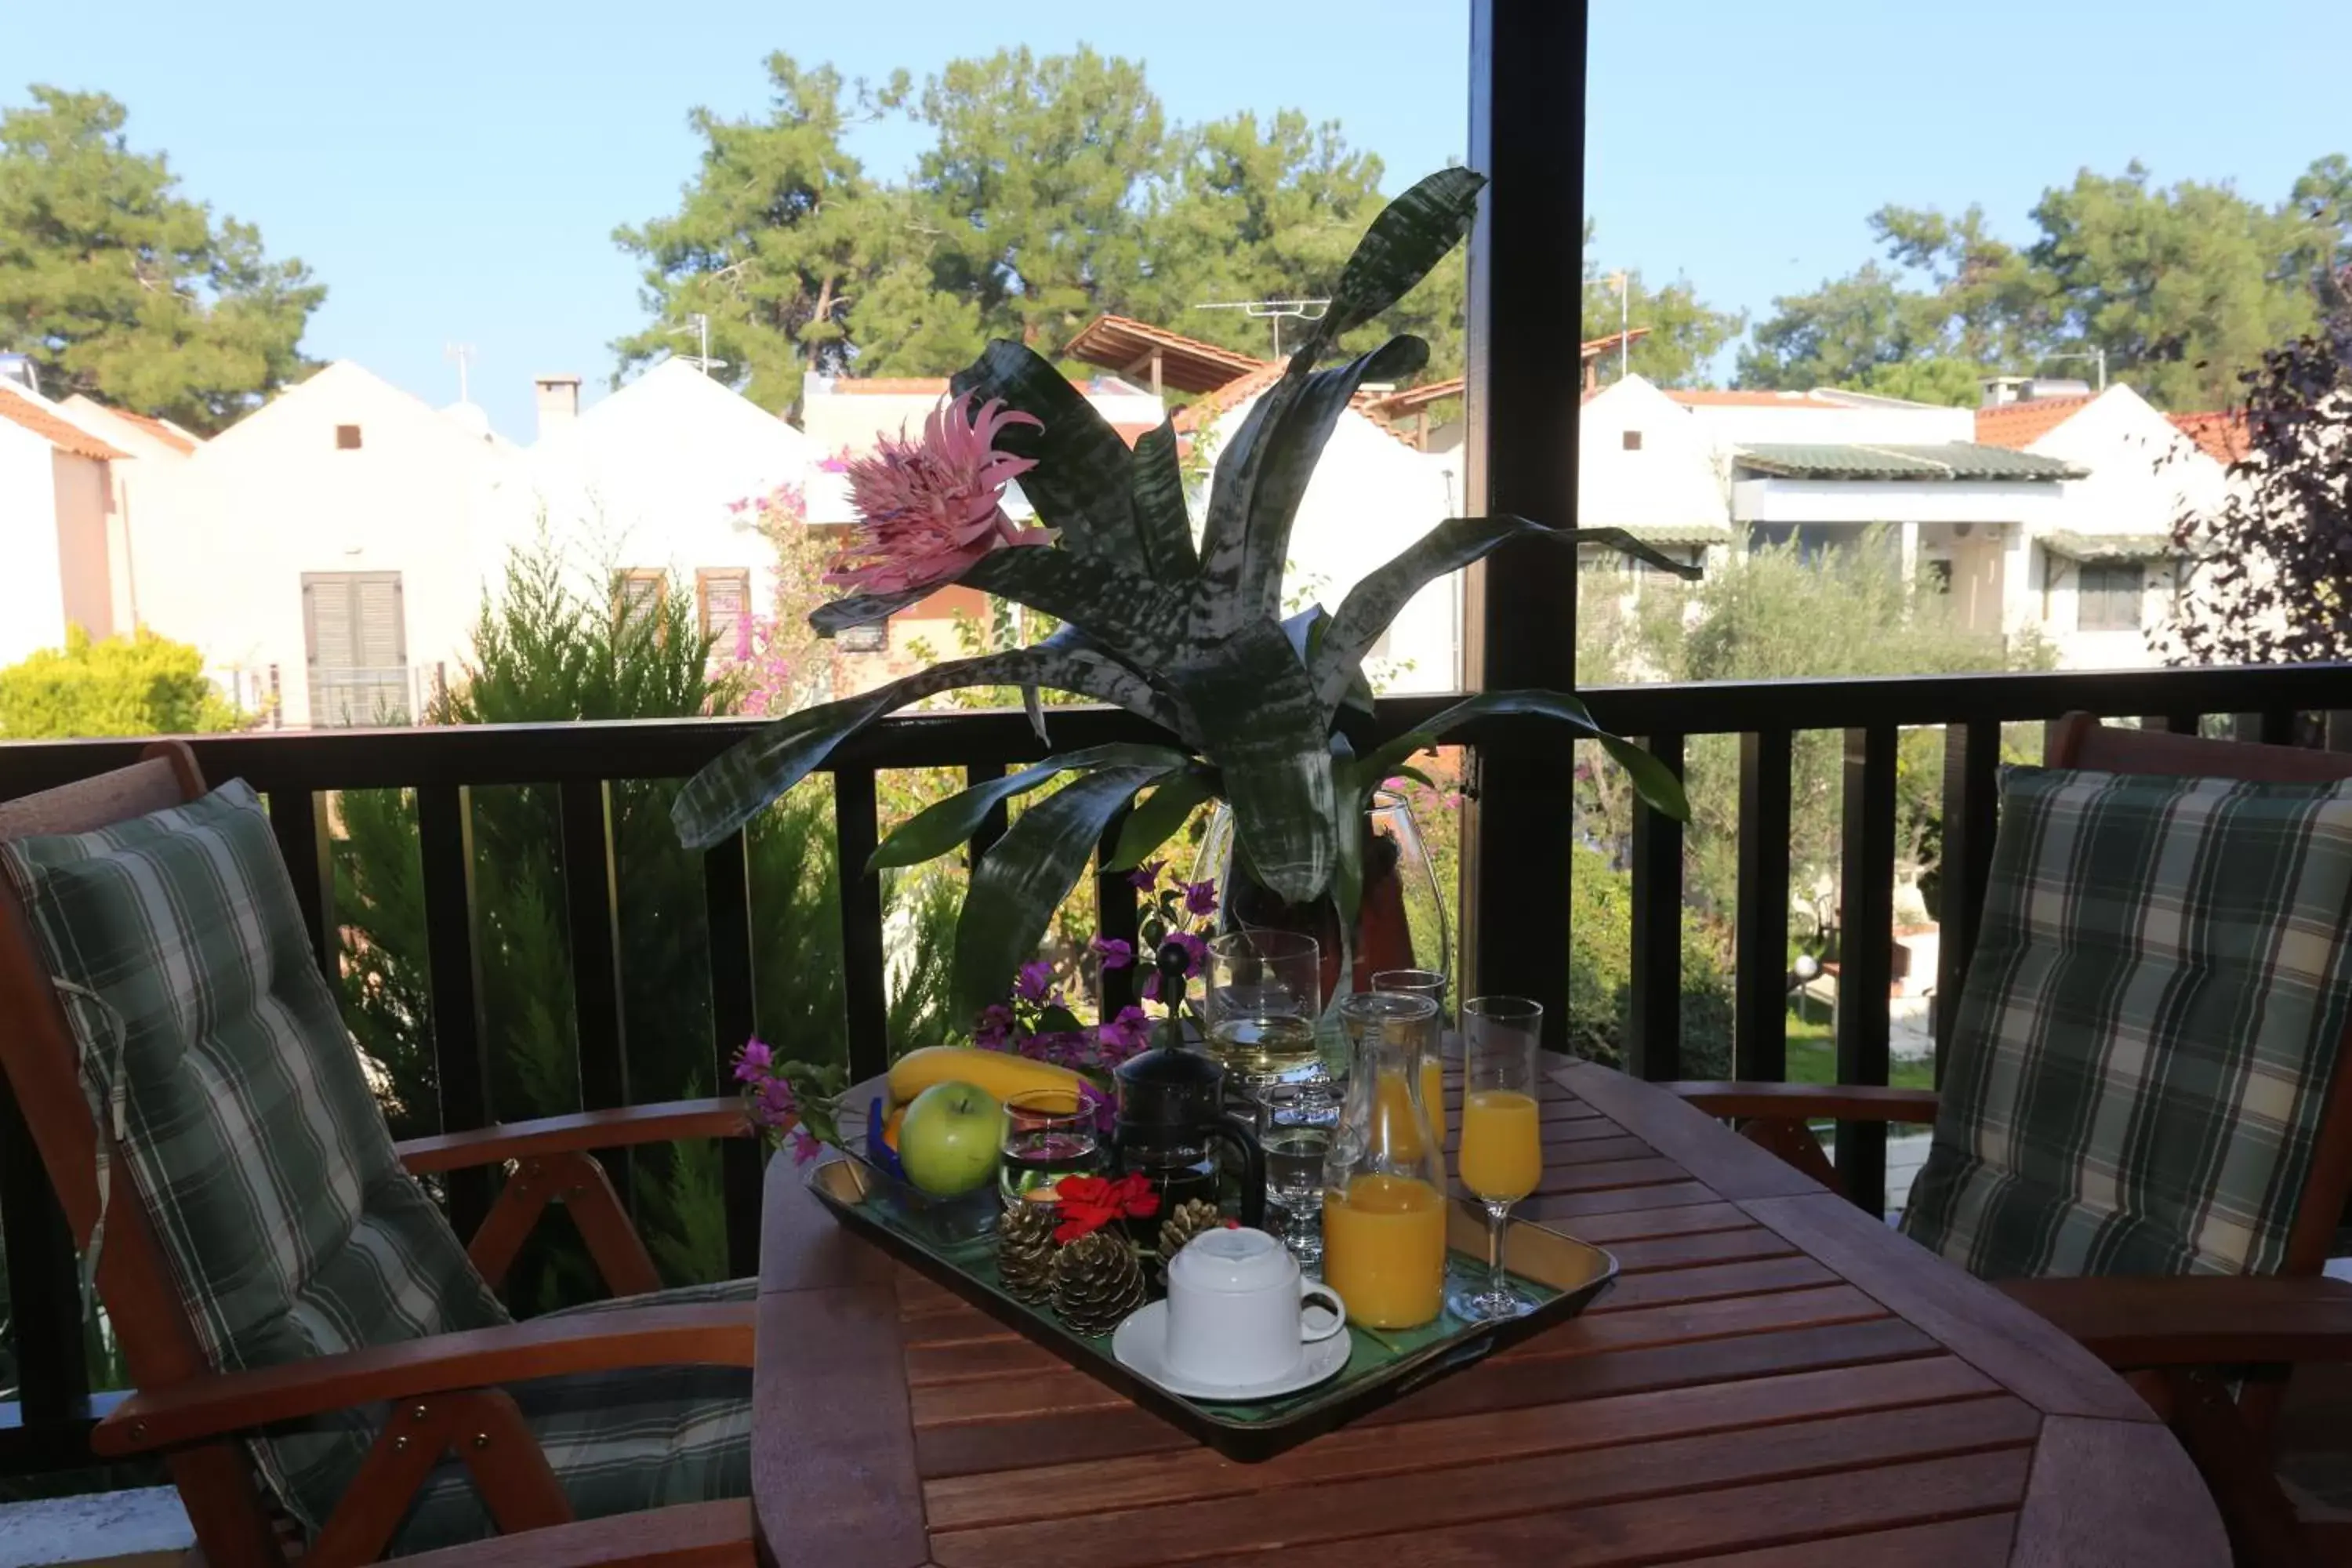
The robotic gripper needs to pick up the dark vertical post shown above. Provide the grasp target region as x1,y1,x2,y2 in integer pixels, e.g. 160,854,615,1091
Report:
561,779,631,1207
0,1076,88,1429
2260,710,2298,747
1835,725,1897,1216
1461,0,1586,1051
703,829,763,1278
1624,733,1684,1080
834,768,890,1083
266,786,336,980
966,763,1008,866
417,783,492,1238
1095,807,1139,1016
1934,721,1999,1087
1733,729,1793,1083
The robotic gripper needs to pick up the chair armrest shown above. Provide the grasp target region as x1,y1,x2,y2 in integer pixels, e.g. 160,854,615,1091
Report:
2000,1275,2352,1367
1664,1081,1943,1122
397,1097,753,1174
93,1301,752,1457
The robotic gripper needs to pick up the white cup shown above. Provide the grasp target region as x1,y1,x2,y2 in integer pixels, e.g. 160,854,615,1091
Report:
1163,1225,1347,1387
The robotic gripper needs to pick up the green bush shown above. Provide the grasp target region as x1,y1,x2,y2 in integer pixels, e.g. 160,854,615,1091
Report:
1566,844,1733,1080
0,625,244,737
336,539,960,1307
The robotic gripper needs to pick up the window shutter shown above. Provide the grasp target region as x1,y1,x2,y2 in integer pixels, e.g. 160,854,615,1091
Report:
699,570,750,657
357,575,405,666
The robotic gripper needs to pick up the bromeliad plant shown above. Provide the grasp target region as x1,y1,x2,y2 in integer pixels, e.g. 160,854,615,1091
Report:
673,169,1692,1022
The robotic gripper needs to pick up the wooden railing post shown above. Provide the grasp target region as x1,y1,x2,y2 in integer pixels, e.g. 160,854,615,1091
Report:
1835,725,1898,1216
1733,729,1793,1083
1625,733,1685,1080
0,1069,89,1441
1094,806,1139,1016
560,779,632,1210
265,786,336,980
702,828,763,1278
833,768,890,1084
1935,721,1999,1087
417,783,493,1240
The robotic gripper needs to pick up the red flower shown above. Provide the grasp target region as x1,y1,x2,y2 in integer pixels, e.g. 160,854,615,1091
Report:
1051,1171,1160,1243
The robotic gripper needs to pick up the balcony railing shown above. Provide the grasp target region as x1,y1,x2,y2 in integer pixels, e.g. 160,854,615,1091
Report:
3,659,2350,1479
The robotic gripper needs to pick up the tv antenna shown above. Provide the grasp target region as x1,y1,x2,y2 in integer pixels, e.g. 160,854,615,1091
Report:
444,342,477,403
670,313,728,376
1194,298,1331,359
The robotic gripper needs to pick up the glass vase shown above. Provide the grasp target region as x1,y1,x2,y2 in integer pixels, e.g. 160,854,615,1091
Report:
1192,790,1452,1004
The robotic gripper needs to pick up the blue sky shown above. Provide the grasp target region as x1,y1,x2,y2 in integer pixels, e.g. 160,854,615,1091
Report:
9,0,2347,439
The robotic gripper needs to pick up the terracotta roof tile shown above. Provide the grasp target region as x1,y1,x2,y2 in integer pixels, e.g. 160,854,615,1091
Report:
828,377,953,395
2170,411,2252,463
1063,316,1268,394
111,408,198,454
0,384,128,460
1668,389,1842,408
1974,395,2096,449
1170,364,1421,448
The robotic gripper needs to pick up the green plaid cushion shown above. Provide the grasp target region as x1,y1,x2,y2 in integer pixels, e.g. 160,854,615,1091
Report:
1901,764,2352,1279
0,781,507,1530
392,1279,756,1553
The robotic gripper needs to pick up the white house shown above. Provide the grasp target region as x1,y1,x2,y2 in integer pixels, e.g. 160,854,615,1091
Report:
492,359,815,660
1178,367,1463,694
132,361,512,728
0,381,131,670
1973,386,2229,668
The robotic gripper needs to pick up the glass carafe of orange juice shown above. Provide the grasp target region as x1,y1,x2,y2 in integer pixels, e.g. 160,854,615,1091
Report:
1322,993,1448,1328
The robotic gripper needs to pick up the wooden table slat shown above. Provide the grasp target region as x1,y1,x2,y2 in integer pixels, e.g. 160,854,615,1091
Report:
1555,1058,1830,1202
1739,1192,2158,1424
1666,1514,2020,1567
921,1355,2003,1530
927,1400,2038,1568
2009,1416,2234,1567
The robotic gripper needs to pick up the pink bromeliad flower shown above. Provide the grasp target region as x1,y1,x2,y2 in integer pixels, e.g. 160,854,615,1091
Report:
824,394,1051,596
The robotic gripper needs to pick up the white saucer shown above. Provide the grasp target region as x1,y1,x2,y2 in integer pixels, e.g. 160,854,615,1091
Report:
1110,1299,1352,1403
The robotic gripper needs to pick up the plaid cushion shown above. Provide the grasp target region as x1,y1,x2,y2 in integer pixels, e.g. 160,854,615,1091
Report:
1902,764,2352,1279
0,781,508,1530
391,1278,756,1553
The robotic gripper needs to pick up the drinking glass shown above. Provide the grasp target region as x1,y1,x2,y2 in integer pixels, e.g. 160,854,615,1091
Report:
1261,1111,1332,1271
1206,930,1323,1125
1374,967,1451,1159
998,1088,1100,1207
1447,996,1544,1322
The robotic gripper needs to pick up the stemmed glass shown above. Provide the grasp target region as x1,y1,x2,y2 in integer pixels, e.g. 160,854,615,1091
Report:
1446,996,1545,1322
1205,930,1323,1127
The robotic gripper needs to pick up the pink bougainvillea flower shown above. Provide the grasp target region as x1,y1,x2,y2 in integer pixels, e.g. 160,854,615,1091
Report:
789,1127,824,1165
731,1036,773,1083
824,394,1050,597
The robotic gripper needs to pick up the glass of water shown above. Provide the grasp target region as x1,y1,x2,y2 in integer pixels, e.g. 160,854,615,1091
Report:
1261,1092,1333,1270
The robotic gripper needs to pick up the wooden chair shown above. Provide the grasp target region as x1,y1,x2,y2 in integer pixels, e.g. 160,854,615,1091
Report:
0,742,759,1565
1669,713,2352,1566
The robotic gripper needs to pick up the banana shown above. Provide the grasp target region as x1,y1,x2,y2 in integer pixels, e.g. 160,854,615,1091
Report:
886,1045,1085,1111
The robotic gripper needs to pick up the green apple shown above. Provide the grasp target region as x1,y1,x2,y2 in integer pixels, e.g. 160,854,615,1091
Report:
897,1080,1002,1196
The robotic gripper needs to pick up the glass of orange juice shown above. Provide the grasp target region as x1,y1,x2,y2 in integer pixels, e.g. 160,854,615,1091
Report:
1448,996,1545,1322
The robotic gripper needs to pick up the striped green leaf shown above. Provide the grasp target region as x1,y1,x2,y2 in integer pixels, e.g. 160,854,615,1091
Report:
951,764,1172,1021
1170,619,1338,903
1107,766,1221,871
1311,167,1486,348
1129,419,1198,582
951,340,1146,575
868,744,1186,873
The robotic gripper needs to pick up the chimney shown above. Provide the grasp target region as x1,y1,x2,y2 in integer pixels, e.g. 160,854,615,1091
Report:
534,374,581,440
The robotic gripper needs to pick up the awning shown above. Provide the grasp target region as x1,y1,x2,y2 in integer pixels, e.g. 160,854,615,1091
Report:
2040,531,2183,562
1735,443,2089,482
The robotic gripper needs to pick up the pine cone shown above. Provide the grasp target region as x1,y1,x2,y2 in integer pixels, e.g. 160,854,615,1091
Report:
996,1200,1062,1305
1155,1198,1225,1279
1052,1229,1148,1337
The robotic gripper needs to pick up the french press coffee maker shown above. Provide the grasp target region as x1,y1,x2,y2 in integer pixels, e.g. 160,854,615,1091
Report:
1109,943,1266,1229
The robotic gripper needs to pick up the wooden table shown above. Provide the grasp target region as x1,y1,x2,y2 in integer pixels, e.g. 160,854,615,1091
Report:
753,1058,2229,1566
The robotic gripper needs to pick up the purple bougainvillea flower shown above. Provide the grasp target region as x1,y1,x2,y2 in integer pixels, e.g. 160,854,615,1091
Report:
1171,930,1209,975
732,1036,772,1083
1014,959,1058,1004
1091,936,1135,970
1127,859,1164,892
1183,880,1218,917
790,1127,823,1165
973,1003,1016,1051
1101,1005,1152,1052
